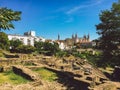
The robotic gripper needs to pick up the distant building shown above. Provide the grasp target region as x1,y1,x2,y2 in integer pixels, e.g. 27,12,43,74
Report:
8,31,45,46
56,33,92,50
71,33,90,44
24,31,36,37
55,40,67,50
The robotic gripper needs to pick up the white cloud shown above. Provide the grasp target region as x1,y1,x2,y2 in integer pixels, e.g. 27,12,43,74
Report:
66,0,103,14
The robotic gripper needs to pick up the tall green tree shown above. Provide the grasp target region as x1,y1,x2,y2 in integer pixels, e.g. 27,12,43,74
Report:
0,32,9,50
96,0,120,66
0,7,21,30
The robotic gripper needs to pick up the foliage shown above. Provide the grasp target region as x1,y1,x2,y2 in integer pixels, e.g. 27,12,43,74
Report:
0,7,21,30
0,52,4,57
24,62,36,66
10,39,23,49
92,39,100,49
0,50,4,57
35,41,60,56
16,45,35,54
96,1,120,67
34,41,44,53
33,67,58,82
75,53,87,59
43,42,60,55
0,32,10,50
72,50,102,66
55,50,68,57
10,39,23,52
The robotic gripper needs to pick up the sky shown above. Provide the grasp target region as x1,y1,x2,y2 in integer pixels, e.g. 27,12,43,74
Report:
0,0,118,40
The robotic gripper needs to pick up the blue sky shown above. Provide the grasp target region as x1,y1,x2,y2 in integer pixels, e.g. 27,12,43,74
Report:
0,0,118,40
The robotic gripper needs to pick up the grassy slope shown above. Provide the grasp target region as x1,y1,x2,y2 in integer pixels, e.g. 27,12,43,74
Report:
0,70,30,84
33,67,58,82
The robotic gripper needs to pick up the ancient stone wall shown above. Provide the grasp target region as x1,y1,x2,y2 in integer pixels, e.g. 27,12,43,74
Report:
12,66,40,81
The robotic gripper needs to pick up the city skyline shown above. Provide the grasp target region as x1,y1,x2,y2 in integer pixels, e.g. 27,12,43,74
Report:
0,0,117,40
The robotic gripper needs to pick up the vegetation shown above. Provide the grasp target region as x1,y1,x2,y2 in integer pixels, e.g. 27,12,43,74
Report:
16,45,35,54
43,42,60,55
34,41,44,53
24,62,36,66
0,32,10,50
72,49,102,66
10,39,23,49
0,7,21,30
33,67,58,82
96,0,120,67
55,50,68,57
35,41,60,56
0,70,29,84
10,39,23,52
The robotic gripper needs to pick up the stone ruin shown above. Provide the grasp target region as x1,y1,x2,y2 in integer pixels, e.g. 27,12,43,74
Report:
0,54,118,90
12,65,41,81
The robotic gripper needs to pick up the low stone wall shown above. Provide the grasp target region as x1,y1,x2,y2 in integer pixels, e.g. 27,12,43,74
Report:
12,66,40,81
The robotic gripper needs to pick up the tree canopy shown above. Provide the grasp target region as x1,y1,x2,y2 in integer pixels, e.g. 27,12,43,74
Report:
10,39,23,49
96,0,120,67
34,41,60,55
0,32,10,50
0,7,21,30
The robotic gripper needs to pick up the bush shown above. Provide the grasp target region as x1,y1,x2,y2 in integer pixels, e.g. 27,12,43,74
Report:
0,32,10,50
16,45,35,54
55,51,68,57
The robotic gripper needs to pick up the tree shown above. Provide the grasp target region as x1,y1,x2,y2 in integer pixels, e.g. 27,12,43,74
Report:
34,41,44,53
92,39,100,49
16,45,35,54
96,0,120,67
10,39,23,52
0,32,10,50
0,7,21,30
43,42,60,56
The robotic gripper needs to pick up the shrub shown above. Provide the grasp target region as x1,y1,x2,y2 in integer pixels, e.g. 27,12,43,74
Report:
55,51,68,57
16,45,35,54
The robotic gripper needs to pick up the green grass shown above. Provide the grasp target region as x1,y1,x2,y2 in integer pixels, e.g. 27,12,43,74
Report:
86,55,101,65
33,67,58,82
0,70,30,84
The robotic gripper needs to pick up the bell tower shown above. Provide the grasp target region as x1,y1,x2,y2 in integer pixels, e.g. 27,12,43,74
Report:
58,34,60,40
87,33,90,41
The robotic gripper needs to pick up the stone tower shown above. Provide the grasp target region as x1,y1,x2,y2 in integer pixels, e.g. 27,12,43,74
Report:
72,34,74,40
75,33,78,40
58,34,60,40
87,33,90,41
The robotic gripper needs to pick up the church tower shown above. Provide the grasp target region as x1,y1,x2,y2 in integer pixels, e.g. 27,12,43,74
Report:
87,33,90,41
58,34,60,41
75,33,78,43
83,35,87,39
72,34,74,40
75,33,78,39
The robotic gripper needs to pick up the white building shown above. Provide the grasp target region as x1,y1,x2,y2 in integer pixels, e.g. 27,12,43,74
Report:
59,42,66,50
8,31,45,46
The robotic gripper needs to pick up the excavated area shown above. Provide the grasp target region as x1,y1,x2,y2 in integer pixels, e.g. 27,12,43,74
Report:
0,54,120,90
